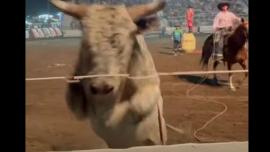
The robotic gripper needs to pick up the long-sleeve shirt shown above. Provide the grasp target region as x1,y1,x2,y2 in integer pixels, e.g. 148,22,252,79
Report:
186,9,194,27
213,11,240,31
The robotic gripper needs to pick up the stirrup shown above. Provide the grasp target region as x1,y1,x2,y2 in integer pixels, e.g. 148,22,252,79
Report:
212,54,223,61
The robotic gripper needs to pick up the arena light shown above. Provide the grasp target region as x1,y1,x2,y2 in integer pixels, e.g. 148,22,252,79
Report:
38,14,53,19
25,20,32,25
56,12,62,16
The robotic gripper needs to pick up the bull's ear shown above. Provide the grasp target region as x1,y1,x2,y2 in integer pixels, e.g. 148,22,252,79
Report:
127,0,166,22
50,0,87,19
135,16,160,32
66,82,88,120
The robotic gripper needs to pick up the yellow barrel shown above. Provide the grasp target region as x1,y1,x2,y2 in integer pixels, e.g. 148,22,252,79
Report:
182,33,196,53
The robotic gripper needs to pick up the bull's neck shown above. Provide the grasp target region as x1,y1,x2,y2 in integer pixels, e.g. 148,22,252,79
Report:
127,35,158,76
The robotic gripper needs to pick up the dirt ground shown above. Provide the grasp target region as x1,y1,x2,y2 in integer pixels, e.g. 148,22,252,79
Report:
26,35,248,152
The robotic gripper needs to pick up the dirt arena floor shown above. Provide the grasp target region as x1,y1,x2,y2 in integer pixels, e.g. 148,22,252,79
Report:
26,34,248,152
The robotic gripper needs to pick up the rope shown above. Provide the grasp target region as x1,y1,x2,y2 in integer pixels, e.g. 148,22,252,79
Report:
185,75,229,142
157,103,166,145
26,70,248,82
192,99,228,142
163,86,235,143
166,124,184,134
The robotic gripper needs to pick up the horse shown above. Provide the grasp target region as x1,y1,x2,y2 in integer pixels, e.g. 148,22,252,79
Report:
200,18,248,91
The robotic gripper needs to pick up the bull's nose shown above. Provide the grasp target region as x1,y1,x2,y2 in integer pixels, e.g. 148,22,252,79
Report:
90,84,114,95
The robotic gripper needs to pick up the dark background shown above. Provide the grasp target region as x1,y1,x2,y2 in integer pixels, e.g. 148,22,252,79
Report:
26,0,58,16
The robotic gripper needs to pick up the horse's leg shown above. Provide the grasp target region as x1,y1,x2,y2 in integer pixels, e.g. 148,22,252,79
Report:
213,60,219,85
227,62,236,91
237,61,248,88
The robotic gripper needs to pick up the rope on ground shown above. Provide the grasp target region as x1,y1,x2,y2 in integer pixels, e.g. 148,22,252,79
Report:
166,124,185,134
192,99,228,142
163,75,205,137
26,69,248,82
185,75,229,142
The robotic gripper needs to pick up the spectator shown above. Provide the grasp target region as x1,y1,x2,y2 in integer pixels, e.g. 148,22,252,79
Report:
171,24,183,56
186,5,194,32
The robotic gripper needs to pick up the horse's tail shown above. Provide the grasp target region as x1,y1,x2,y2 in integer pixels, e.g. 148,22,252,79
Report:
200,34,214,69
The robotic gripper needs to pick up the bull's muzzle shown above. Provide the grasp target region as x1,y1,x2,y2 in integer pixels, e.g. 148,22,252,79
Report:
90,84,114,95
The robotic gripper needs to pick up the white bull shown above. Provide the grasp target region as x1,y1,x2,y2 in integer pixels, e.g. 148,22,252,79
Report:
50,0,167,148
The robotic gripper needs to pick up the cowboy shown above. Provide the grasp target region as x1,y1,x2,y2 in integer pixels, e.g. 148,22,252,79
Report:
212,2,240,60
186,5,194,33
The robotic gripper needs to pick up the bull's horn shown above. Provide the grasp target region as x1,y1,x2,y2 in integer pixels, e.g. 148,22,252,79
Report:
127,0,166,21
50,0,87,19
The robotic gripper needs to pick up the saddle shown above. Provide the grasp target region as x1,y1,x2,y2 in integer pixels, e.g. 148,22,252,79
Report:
213,34,231,62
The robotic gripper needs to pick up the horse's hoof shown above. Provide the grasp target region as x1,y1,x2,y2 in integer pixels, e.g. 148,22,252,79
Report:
230,87,236,91
212,79,219,86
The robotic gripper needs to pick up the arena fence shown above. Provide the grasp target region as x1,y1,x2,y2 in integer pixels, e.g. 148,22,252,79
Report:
25,29,161,40
26,69,248,81
25,25,213,40
49,141,248,152
198,26,213,33
26,27,63,40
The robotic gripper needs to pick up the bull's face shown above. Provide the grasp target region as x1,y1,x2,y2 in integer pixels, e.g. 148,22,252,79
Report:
51,0,165,96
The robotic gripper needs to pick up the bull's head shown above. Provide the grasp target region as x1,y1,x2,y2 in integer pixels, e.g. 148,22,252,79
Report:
50,0,165,118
